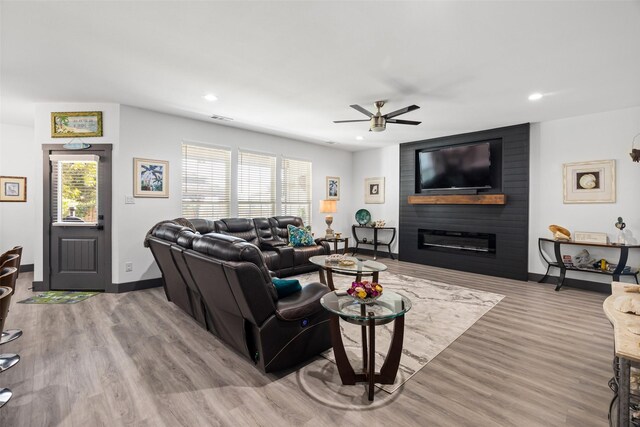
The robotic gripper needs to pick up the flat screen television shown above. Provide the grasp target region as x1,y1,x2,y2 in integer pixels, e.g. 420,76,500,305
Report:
417,142,492,191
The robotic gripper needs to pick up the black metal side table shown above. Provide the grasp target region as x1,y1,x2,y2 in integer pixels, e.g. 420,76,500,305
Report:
352,225,397,260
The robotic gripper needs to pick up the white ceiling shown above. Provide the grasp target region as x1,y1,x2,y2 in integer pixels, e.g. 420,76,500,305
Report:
1,1,640,151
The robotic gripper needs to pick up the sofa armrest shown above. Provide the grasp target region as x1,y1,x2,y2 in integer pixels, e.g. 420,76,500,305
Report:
315,238,331,254
260,239,287,250
275,282,329,321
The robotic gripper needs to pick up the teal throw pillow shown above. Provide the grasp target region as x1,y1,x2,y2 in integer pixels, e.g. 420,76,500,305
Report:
272,278,302,299
287,224,315,247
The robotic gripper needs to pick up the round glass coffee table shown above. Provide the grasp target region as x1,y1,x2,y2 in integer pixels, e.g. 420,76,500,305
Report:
320,291,411,401
309,255,387,291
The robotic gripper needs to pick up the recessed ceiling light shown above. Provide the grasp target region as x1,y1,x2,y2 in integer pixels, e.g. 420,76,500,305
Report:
355,136,364,141
203,94,218,102
528,92,543,101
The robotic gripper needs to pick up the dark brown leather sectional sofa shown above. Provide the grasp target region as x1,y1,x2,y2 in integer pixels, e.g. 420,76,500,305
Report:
147,216,332,373
189,216,331,276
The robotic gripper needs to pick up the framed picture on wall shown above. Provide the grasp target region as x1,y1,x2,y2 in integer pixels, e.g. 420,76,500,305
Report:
364,177,385,204
563,159,615,203
133,158,169,198
0,176,27,202
326,176,340,200
51,111,103,138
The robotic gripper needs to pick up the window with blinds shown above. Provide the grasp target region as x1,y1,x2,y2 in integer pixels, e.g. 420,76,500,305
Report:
237,150,276,218
50,155,99,224
182,143,231,219
281,157,312,225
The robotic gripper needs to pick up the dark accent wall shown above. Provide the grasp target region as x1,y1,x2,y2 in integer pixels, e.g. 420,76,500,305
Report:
399,124,530,281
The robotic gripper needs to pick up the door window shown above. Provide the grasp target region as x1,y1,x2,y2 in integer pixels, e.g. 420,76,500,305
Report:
50,154,99,225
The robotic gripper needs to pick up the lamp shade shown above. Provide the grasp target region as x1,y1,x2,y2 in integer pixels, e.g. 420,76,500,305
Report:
319,199,337,213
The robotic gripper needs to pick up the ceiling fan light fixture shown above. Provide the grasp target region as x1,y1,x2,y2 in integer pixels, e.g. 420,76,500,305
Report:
370,116,386,132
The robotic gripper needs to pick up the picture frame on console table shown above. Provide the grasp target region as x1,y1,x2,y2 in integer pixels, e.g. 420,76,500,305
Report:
365,177,385,204
133,158,169,198
0,176,27,202
563,159,615,204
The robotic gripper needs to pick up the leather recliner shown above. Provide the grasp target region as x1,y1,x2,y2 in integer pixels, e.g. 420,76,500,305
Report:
146,223,195,318
172,232,331,372
213,216,330,276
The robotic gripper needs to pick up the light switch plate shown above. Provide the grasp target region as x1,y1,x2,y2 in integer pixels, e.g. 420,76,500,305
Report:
125,196,135,204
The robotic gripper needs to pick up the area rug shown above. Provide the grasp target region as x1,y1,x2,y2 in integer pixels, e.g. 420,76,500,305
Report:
293,271,505,393
18,291,99,304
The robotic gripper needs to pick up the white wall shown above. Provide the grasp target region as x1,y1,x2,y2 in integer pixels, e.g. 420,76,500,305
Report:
351,145,400,253
30,103,120,281
26,103,352,285
0,123,37,265
115,106,353,284
529,106,640,282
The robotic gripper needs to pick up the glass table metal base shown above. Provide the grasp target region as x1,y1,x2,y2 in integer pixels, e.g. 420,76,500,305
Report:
310,255,388,291
321,291,411,401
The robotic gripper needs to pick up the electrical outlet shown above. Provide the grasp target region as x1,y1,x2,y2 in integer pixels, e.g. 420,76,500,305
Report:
125,196,135,204
125,262,133,272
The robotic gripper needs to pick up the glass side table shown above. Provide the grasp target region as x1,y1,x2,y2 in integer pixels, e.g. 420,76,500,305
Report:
320,290,411,401
309,255,388,291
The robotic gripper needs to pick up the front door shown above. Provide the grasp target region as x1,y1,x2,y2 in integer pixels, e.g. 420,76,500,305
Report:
44,145,112,291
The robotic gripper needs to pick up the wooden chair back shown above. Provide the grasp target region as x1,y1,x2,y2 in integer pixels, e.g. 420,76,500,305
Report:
0,267,18,292
0,254,20,275
4,246,22,279
0,285,14,335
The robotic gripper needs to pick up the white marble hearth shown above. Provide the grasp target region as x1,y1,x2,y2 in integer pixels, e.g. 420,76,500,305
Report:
294,271,505,393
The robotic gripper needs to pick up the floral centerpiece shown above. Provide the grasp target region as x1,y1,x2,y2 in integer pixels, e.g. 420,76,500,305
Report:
346,280,383,303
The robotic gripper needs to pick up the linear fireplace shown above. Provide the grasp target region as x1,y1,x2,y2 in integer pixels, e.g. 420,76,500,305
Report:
418,229,496,256
399,123,529,281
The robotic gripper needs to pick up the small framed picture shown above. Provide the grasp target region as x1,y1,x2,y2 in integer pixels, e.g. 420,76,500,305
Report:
51,111,103,138
326,176,340,200
365,177,385,204
0,176,27,202
134,158,169,198
563,160,615,203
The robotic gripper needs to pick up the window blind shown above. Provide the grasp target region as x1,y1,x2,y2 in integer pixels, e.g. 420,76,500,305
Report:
281,157,312,225
51,159,98,223
182,143,231,219
237,150,276,218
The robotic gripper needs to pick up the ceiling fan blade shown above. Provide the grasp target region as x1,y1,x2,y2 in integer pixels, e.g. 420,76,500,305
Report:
333,119,370,123
386,119,422,125
384,105,420,119
350,104,374,118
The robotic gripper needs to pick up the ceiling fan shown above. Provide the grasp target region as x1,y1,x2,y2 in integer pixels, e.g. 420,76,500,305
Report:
333,100,421,132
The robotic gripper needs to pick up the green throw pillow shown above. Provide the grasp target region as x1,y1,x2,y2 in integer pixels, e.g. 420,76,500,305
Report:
287,224,315,247
272,278,302,299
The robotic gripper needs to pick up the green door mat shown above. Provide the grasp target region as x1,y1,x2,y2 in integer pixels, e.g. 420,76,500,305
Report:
18,291,99,304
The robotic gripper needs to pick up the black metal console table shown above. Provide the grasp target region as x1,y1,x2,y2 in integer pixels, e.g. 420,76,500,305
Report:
351,225,397,260
538,238,639,291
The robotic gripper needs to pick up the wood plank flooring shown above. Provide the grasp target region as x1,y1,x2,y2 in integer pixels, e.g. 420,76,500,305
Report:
0,260,613,426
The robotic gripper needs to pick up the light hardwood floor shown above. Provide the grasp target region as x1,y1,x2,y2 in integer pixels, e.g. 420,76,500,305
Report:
0,260,613,427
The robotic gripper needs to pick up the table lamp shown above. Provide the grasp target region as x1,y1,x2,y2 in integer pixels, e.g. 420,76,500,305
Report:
319,200,337,238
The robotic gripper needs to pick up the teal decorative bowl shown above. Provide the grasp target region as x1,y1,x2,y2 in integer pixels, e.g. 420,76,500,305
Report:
355,209,371,225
